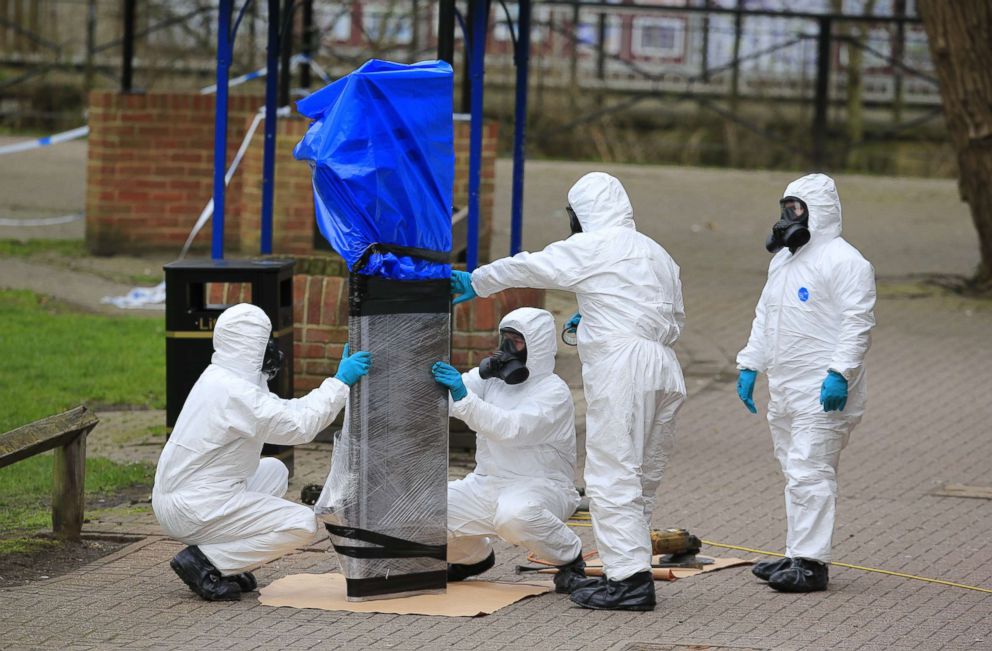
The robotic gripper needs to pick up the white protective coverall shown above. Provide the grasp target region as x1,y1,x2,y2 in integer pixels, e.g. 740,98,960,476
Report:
153,303,349,574
469,173,686,580
447,307,582,566
737,173,876,563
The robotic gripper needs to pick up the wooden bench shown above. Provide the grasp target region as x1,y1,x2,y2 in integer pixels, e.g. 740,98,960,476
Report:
0,406,100,541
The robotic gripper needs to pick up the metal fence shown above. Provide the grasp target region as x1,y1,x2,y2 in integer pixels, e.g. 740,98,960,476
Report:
0,0,948,172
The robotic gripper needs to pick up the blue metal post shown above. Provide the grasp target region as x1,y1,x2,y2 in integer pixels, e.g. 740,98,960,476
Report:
509,1,531,256
212,0,233,260
260,0,280,255
466,0,489,271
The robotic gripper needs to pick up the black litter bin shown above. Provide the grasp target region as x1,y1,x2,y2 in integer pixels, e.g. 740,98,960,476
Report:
164,259,296,475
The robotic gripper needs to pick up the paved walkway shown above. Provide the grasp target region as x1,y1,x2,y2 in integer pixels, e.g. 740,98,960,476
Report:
2,159,991,649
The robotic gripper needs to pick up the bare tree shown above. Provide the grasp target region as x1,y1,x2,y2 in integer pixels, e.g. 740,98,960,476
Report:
918,0,992,290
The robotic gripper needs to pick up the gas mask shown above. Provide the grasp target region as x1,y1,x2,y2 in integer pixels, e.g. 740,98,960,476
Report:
765,196,811,254
262,337,285,382
566,205,583,236
478,327,529,385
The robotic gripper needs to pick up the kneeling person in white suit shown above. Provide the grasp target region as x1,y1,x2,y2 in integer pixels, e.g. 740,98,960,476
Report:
431,307,590,594
153,303,371,601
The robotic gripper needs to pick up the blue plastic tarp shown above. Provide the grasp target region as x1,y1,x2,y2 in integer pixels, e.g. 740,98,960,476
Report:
294,59,454,281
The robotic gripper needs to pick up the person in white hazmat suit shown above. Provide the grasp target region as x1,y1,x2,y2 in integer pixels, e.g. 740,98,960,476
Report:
736,173,876,593
450,172,686,611
153,303,371,601
430,307,590,594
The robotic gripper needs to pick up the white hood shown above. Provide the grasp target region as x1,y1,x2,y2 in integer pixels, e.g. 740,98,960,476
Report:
211,303,271,381
783,173,842,240
566,172,636,233
498,307,557,381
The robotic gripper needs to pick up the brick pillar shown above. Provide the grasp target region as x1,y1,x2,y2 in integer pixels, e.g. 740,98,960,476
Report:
85,91,262,255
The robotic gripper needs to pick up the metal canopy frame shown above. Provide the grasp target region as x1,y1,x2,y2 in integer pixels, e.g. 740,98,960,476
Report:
440,0,532,270
209,0,282,260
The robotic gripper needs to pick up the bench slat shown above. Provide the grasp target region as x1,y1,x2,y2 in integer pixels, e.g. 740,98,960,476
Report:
0,406,100,469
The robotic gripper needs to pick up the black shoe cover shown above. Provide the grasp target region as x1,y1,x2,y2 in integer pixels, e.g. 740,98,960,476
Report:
169,546,242,601
569,570,656,611
553,553,600,594
229,571,257,593
768,557,828,593
752,557,793,581
447,550,496,582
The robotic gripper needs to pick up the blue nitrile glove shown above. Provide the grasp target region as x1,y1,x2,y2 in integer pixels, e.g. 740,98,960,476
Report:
432,361,468,401
820,370,848,412
451,270,477,305
737,369,758,414
566,312,582,330
335,343,371,386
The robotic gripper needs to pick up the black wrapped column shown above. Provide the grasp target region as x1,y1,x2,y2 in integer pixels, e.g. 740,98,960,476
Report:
315,275,450,601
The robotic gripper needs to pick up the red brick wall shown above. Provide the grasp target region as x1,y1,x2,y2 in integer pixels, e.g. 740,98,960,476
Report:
86,91,500,258
85,92,263,255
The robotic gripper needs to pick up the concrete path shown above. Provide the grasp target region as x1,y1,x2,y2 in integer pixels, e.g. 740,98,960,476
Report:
1,156,991,649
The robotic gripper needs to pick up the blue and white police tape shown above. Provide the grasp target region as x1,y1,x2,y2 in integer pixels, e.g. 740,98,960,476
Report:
0,212,84,227
198,53,319,94
0,126,89,157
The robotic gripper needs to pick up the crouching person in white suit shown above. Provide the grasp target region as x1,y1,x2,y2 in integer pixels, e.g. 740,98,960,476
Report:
153,303,371,601
430,307,591,595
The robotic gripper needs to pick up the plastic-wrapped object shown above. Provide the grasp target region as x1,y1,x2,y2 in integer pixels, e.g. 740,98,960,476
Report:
315,275,450,600
297,60,454,601
293,59,454,281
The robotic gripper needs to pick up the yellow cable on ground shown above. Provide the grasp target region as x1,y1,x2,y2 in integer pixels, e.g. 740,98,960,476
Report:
700,539,992,595
564,521,991,594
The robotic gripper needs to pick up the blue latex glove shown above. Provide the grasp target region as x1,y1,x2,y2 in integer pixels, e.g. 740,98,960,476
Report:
737,369,758,414
451,270,477,305
566,312,581,330
820,370,848,412
432,361,467,401
335,343,371,386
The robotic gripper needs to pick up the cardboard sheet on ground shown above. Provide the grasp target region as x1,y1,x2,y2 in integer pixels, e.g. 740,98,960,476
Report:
259,573,552,617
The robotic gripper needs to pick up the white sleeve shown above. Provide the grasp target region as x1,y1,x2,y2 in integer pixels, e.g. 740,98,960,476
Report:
248,377,350,446
450,381,572,445
470,236,598,297
737,280,771,373
828,257,876,381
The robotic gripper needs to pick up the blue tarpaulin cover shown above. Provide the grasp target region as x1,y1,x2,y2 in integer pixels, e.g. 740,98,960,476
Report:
293,59,454,281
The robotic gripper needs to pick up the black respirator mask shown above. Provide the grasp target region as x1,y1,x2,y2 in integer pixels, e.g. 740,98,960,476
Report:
566,205,583,236
765,196,811,254
262,337,285,382
478,328,529,385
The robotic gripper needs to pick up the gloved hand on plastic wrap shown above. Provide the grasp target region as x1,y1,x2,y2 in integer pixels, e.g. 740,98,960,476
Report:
737,369,758,413
335,343,371,386
819,370,848,412
565,312,581,330
431,361,467,401
451,270,477,305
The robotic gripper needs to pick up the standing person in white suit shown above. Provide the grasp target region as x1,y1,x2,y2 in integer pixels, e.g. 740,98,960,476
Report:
153,303,371,601
736,173,876,592
450,172,686,611
430,307,589,595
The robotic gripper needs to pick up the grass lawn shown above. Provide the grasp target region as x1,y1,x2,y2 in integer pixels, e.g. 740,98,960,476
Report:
0,239,87,258
0,289,164,545
0,289,166,433
0,455,155,538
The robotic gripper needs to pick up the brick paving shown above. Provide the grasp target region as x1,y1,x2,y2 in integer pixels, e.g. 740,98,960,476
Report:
2,161,991,649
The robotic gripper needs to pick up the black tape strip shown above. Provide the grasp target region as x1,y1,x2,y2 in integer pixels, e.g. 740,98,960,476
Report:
325,523,447,561
352,242,450,275
346,570,447,599
348,274,450,317
333,545,448,559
